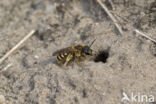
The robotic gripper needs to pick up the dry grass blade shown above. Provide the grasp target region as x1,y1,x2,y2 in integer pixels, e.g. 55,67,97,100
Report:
135,29,156,44
0,30,36,65
0,63,12,73
97,0,123,35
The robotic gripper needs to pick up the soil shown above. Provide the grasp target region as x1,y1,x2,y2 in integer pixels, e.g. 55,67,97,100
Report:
0,0,156,104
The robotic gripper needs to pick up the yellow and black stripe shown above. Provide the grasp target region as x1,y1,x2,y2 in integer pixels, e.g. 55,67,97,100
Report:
57,52,69,61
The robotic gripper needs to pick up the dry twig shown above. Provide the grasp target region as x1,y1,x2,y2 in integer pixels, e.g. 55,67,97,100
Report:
0,63,12,73
97,0,123,35
0,30,36,65
135,29,156,44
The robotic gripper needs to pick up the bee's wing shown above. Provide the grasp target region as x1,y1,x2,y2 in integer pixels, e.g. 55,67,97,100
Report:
52,46,73,56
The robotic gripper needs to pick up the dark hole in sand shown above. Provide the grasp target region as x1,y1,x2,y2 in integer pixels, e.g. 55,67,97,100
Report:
150,101,156,104
94,50,109,63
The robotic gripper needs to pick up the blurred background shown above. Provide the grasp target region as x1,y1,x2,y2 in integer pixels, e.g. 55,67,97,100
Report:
0,0,155,104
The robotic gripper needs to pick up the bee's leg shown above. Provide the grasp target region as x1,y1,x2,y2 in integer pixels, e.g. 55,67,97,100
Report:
63,54,73,67
63,61,68,67
75,58,82,66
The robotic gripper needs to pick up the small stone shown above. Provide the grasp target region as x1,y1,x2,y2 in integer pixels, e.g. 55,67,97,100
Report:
34,55,39,59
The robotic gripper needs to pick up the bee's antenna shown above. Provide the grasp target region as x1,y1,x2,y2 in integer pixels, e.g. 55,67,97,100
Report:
89,39,96,47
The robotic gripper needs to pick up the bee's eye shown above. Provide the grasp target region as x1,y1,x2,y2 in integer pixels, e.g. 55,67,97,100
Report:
75,46,82,50
84,46,92,55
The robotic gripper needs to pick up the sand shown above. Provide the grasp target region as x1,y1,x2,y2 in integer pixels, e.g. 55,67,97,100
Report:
0,0,156,104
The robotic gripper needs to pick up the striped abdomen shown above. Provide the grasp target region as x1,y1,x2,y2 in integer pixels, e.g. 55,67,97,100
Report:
57,52,69,62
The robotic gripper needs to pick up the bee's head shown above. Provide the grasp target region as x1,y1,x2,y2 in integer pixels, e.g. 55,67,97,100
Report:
83,39,96,55
83,46,93,55
75,38,96,56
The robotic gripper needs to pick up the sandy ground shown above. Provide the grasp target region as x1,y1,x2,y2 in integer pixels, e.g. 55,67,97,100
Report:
0,0,156,104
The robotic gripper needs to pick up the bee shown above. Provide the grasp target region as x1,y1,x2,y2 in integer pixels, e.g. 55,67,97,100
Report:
53,39,96,67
